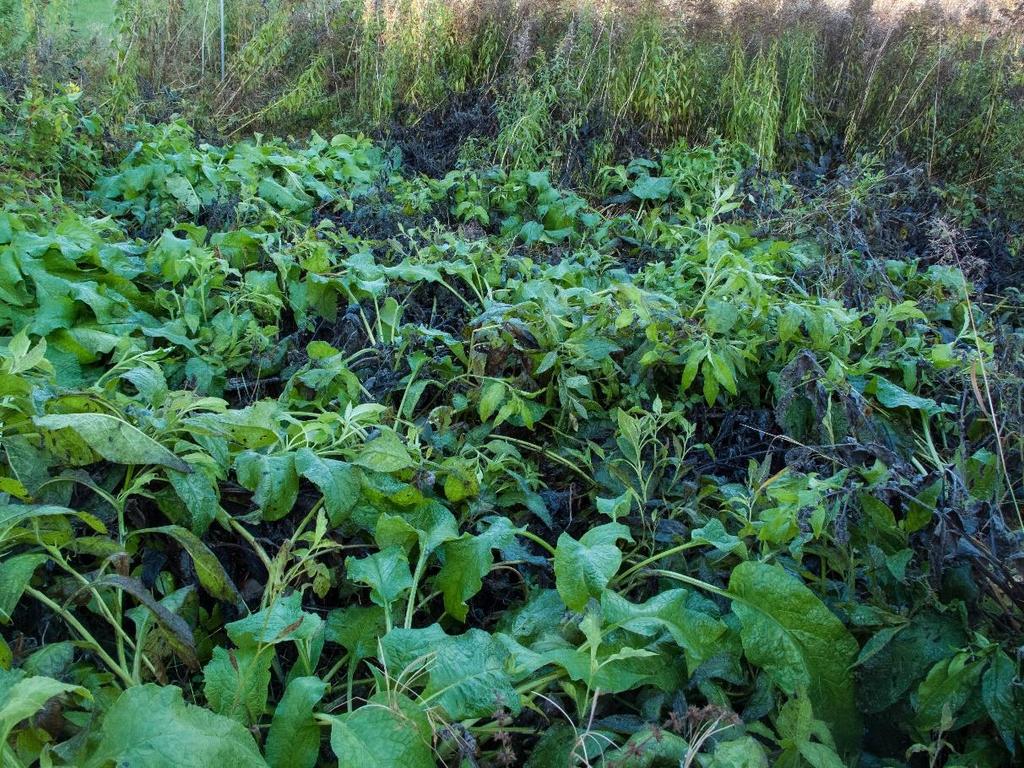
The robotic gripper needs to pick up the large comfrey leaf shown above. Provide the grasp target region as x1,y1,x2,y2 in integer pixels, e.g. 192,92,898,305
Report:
0,670,89,746
704,735,770,768
381,624,520,719
0,504,107,543
0,553,48,623
33,412,190,471
166,463,221,535
353,429,416,473
727,561,860,755
265,676,328,768
227,592,324,649
600,588,726,672
855,610,966,715
912,650,986,736
203,645,273,726
497,588,567,645
775,695,846,768
326,605,387,663
294,448,362,526
604,728,690,767
183,406,280,450
135,525,244,608
327,692,435,768
554,522,633,611
85,684,268,768
435,516,522,622
234,451,299,521
496,620,682,695
534,644,669,694
374,500,459,557
346,546,413,618
982,649,1024,755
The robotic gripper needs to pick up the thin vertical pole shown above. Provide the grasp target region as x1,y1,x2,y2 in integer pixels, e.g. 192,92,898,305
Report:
201,0,210,76
219,0,226,81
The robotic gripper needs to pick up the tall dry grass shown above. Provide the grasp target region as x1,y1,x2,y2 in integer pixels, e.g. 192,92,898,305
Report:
3,0,1023,198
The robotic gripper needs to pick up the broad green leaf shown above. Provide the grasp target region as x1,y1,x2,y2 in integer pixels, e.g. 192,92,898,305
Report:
709,351,737,395
629,175,672,201
705,736,770,768
184,408,279,449
604,728,689,767
373,512,419,553
702,359,721,405
435,519,521,621
596,491,631,521
706,298,739,335
258,177,312,213
691,518,747,559
0,476,30,501
912,651,984,734
502,637,666,694
856,611,965,715
554,522,633,611
167,467,220,535
798,742,846,768
326,605,386,661
682,346,705,389
378,500,458,558
353,430,415,473
441,459,479,503
235,451,299,521
0,504,106,538
85,684,268,768
904,478,941,534
853,625,906,669
381,625,519,719
479,381,505,421
728,561,860,754
203,645,272,726
166,174,201,214
265,676,328,768
227,592,323,648
0,671,89,745
139,525,244,607
295,448,361,526
346,546,413,610
982,650,1023,754
601,588,725,671
871,376,947,416
775,696,844,768
522,724,591,768
33,413,190,471
22,643,75,678
91,574,199,670
435,534,495,622
327,692,434,768
0,554,47,623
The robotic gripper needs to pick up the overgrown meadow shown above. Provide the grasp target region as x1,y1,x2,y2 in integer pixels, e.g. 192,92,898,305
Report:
1,1,1023,767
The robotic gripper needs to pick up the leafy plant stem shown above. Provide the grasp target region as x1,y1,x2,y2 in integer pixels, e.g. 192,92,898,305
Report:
647,568,730,600
613,540,702,585
227,516,274,573
518,528,557,557
964,290,1022,528
25,586,136,687
404,551,429,629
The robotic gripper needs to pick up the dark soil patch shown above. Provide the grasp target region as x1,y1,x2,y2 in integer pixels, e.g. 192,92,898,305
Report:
382,89,498,178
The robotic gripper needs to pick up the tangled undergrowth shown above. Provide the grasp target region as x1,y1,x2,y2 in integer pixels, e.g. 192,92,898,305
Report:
1,88,1023,768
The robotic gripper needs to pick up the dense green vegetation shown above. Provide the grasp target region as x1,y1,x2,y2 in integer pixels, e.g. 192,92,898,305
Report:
2,1,1023,767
